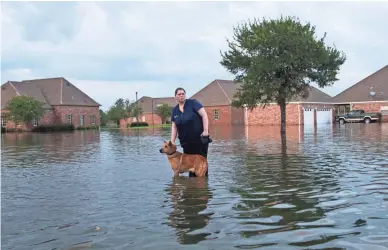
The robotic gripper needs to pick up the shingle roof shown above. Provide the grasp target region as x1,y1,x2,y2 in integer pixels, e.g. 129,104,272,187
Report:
190,79,333,106
190,79,241,106
137,96,176,113
293,85,333,102
1,77,101,109
332,65,388,103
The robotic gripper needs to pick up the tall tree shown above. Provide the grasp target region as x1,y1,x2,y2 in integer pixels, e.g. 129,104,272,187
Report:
4,96,45,124
155,103,172,124
107,106,126,125
114,98,125,110
99,109,108,126
220,16,346,134
131,105,143,123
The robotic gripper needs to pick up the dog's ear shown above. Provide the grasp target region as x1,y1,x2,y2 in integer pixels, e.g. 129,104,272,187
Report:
168,141,172,146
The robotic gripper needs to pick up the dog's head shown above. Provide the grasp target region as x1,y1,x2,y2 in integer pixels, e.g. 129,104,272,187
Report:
159,141,177,155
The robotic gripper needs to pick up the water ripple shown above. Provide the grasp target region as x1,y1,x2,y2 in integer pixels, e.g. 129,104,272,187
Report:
1,124,388,249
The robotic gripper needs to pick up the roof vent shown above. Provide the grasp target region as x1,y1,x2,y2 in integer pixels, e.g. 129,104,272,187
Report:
369,87,375,97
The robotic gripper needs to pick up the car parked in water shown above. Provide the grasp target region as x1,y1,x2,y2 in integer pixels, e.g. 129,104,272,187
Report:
335,109,381,124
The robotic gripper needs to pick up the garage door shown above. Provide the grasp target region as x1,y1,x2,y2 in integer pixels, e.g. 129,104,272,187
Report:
303,108,314,125
316,108,332,124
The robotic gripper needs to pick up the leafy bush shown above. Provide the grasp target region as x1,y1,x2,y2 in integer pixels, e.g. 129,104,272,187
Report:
76,125,100,130
31,124,75,132
129,122,149,127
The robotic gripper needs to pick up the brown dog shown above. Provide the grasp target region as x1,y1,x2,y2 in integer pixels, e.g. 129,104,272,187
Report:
159,141,208,177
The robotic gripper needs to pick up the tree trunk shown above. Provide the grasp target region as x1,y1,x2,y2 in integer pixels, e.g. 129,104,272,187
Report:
279,100,286,134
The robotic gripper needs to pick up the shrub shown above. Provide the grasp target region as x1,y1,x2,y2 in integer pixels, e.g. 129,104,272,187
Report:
129,122,149,127
76,125,100,130
31,124,75,132
1,127,5,133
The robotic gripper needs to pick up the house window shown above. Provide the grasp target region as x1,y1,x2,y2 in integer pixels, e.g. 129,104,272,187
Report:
90,115,95,125
33,118,39,126
80,115,84,126
1,116,6,127
213,109,220,120
67,114,72,124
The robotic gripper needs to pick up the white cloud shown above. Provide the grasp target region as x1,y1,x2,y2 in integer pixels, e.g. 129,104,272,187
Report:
1,1,388,110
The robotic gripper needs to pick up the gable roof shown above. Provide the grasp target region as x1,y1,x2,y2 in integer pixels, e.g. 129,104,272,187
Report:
137,96,176,113
332,65,388,103
293,85,333,103
190,79,241,106
1,77,101,109
190,79,333,106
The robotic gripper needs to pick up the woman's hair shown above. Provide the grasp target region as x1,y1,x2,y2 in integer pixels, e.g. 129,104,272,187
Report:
174,87,186,96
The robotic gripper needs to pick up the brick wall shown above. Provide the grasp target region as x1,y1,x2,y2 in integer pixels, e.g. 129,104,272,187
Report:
1,108,55,130
247,103,335,126
351,102,388,112
1,106,99,131
206,105,231,125
247,104,301,125
120,113,166,127
52,106,100,127
351,102,388,123
231,107,245,125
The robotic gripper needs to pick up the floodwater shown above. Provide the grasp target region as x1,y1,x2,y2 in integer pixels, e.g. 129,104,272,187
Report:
1,123,388,250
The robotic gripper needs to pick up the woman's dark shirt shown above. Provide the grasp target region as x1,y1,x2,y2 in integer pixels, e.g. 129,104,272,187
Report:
171,99,204,144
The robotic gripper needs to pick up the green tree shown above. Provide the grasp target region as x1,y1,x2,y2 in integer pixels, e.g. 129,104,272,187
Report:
107,106,126,125
155,103,172,124
114,98,125,109
220,16,346,134
99,109,108,126
131,104,143,122
4,96,45,124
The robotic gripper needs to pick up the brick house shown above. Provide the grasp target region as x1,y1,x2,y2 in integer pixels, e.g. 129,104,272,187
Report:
244,86,335,126
190,79,334,126
1,77,101,131
190,79,245,125
120,96,177,127
331,65,388,122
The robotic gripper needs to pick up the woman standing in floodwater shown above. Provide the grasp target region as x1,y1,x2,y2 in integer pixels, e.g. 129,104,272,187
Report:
170,87,211,177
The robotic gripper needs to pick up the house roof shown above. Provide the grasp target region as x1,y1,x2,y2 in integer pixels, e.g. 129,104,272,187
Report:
190,79,241,106
190,79,333,106
292,85,333,103
1,77,101,109
137,96,176,113
332,65,388,103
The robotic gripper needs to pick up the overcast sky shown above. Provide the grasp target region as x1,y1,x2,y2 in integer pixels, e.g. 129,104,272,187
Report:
1,1,387,111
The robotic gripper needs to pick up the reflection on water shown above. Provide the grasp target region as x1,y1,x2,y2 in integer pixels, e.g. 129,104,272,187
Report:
164,176,213,245
1,124,388,249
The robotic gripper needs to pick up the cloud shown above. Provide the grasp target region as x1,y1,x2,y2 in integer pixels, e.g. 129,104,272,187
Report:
1,1,388,111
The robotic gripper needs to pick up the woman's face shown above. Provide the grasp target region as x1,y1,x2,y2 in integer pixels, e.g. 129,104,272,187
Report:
175,90,186,103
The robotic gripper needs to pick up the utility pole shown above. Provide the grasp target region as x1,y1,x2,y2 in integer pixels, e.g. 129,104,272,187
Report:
135,92,138,123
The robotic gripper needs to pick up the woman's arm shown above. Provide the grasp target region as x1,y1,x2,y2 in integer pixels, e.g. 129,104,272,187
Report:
171,121,178,144
197,107,209,136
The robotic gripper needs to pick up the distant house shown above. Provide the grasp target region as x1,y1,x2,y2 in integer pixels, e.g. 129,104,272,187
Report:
189,79,245,125
120,96,177,126
331,65,388,121
191,79,334,126
1,77,101,130
246,85,335,126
